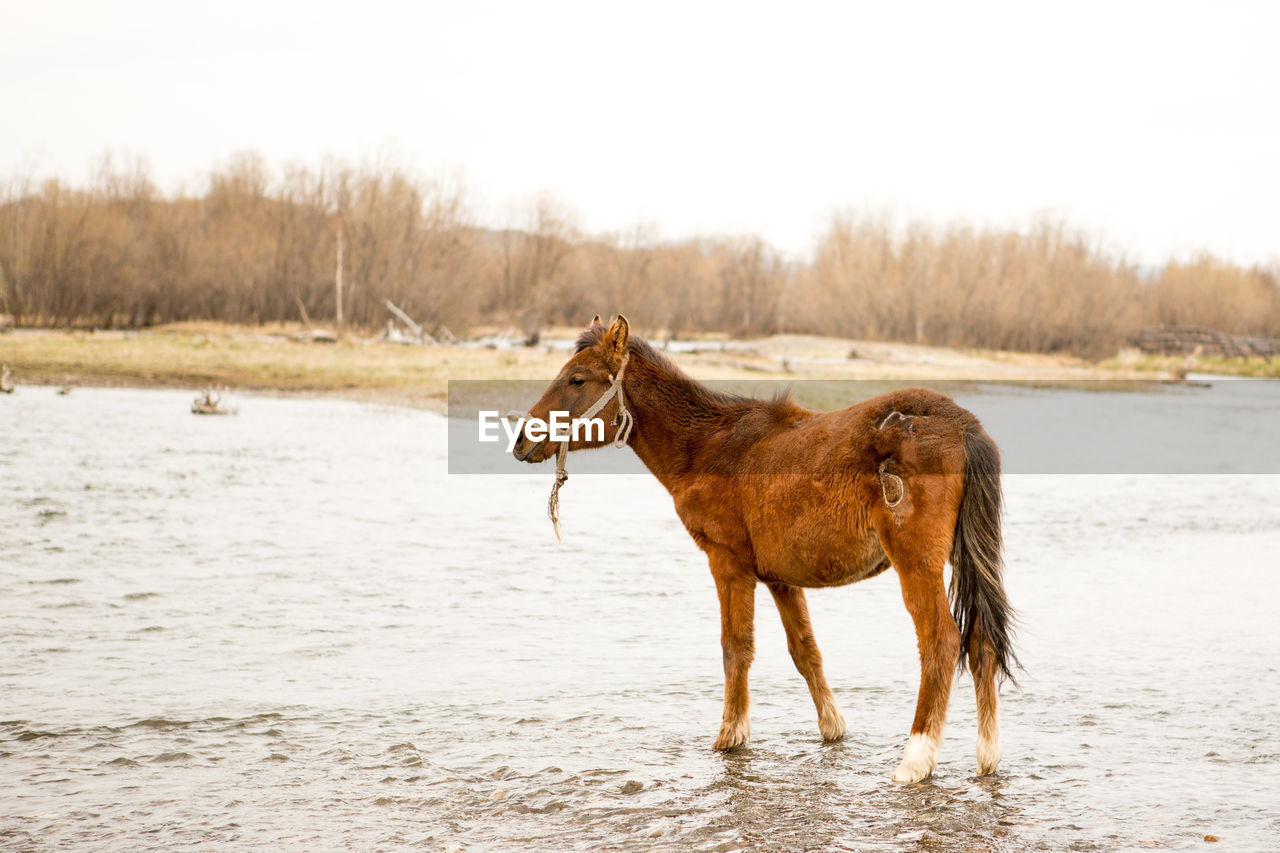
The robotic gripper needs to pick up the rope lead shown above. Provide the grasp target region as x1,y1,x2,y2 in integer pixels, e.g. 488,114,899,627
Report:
527,353,634,542
548,441,570,541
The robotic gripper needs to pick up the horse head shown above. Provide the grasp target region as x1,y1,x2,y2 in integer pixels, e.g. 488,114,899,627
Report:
512,314,632,463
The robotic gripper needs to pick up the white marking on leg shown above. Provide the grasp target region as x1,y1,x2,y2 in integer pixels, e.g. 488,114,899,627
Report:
892,732,938,783
714,715,751,750
976,730,1002,775
818,700,846,742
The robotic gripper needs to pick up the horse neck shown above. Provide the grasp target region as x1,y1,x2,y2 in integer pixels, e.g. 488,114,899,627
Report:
622,351,732,494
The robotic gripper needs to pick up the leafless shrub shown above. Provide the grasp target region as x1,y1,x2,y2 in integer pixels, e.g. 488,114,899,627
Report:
2,154,1277,356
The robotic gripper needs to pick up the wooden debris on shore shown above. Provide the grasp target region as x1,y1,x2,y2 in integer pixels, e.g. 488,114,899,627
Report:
192,388,238,415
374,320,416,345
1138,325,1279,360
465,331,514,350
460,328,529,350
0,364,14,393
296,328,338,344
380,299,437,345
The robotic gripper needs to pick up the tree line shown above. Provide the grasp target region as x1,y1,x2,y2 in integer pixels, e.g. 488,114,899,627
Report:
2,153,1277,356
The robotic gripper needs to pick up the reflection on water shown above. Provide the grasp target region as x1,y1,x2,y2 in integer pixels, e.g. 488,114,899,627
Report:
2,386,1279,850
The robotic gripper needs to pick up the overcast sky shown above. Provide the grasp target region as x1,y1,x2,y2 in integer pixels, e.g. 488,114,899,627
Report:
3,0,1277,265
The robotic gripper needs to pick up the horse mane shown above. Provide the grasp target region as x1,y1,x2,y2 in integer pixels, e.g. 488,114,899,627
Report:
574,326,800,431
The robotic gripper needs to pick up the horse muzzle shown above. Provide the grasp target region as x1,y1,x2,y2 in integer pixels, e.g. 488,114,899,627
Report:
512,435,549,463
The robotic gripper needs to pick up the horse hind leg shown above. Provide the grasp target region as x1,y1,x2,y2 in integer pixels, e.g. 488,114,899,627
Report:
879,536,961,783
768,583,846,742
893,563,960,782
970,628,1002,775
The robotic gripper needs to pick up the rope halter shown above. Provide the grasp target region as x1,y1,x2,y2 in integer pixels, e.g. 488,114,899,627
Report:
573,352,634,449
512,352,634,542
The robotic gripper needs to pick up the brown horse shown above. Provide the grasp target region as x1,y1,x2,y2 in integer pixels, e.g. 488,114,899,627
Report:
513,315,1017,783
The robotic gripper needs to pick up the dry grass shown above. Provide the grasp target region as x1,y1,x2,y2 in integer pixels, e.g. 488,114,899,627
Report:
1104,350,1280,379
0,323,1198,413
0,325,567,409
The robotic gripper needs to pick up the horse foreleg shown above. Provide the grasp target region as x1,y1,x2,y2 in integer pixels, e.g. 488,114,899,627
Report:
711,565,756,750
892,563,961,783
768,583,846,742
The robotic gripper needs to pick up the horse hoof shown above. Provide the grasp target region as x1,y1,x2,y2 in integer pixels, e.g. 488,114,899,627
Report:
976,735,1002,776
713,719,750,750
891,763,932,784
819,708,847,742
891,733,937,783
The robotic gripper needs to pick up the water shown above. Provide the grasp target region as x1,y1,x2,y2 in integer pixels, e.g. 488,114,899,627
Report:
2,386,1278,850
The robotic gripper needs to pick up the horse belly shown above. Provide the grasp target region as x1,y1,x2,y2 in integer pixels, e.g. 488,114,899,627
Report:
754,527,889,588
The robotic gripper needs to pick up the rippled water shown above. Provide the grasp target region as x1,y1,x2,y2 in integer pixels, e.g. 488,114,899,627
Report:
3,386,1279,850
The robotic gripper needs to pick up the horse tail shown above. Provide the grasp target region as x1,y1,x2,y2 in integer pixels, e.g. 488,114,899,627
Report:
950,423,1019,684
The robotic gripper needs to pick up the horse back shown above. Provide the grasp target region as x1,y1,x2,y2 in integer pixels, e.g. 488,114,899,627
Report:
674,388,974,587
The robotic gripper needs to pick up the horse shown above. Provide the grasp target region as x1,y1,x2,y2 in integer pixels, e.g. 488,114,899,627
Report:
512,315,1017,783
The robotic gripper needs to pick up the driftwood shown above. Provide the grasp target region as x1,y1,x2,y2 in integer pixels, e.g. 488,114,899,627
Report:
463,330,516,350
295,328,338,344
0,364,13,393
383,299,436,345
192,388,238,415
1138,325,1279,360
375,321,423,346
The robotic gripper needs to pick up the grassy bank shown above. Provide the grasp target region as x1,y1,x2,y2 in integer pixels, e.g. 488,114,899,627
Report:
1102,351,1280,379
2,322,1240,413
0,323,574,409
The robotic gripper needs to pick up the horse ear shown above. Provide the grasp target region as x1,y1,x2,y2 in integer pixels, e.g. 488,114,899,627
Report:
589,314,602,328
602,314,630,372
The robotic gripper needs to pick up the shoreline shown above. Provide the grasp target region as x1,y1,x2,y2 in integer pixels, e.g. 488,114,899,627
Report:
0,323,1218,415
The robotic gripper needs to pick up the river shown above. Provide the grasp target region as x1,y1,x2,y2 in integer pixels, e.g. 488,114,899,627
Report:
3,385,1278,850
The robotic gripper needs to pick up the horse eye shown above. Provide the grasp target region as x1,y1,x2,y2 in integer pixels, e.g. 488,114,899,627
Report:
568,376,585,386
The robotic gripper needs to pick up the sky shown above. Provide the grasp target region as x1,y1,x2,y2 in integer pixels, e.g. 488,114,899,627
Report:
3,0,1278,265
